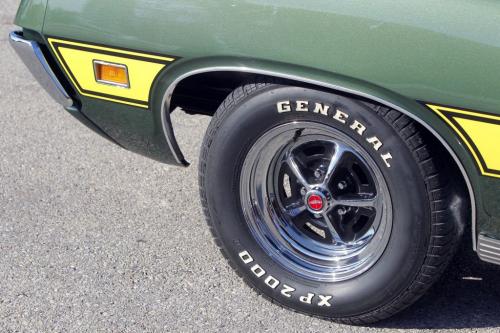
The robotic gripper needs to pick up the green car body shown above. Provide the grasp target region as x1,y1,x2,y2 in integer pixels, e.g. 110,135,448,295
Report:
11,0,500,264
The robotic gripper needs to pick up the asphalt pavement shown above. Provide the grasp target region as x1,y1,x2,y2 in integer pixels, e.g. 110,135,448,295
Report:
1,1,500,332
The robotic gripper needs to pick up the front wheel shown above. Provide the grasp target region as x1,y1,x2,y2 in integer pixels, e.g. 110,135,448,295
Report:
199,83,459,324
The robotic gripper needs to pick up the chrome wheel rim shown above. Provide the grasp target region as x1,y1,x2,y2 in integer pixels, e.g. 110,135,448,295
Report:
240,122,392,282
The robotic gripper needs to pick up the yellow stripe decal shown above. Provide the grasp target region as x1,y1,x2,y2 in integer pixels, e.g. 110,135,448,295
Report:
47,38,176,108
427,104,500,178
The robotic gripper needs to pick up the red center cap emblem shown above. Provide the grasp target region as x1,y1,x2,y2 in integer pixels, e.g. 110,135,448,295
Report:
307,194,324,211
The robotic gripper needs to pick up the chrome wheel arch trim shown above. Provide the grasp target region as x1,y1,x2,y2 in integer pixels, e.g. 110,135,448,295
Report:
159,66,478,250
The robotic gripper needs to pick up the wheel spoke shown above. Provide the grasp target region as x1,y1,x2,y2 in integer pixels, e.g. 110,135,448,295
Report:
321,144,347,187
286,154,310,189
335,194,378,208
338,207,376,242
284,201,307,218
321,213,346,245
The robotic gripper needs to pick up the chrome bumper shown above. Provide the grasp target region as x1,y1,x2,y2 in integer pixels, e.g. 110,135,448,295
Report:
9,31,73,108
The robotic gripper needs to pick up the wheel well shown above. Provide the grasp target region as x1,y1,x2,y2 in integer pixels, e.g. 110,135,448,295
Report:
169,71,470,235
170,72,252,116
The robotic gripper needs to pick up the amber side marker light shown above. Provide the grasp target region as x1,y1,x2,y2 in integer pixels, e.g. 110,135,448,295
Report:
93,60,130,88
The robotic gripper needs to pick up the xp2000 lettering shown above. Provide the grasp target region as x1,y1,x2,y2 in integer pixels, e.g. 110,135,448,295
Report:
10,0,500,324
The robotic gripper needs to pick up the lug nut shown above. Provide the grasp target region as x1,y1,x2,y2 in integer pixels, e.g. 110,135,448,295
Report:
337,207,347,215
300,187,307,196
314,170,322,178
337,181,347,190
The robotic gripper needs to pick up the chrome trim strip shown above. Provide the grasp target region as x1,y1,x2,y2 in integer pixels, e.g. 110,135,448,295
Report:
479,242,500,251
161,90,189,166
480,255,500,264
478,235,500,265
160,66,477,249
479,248,500,257
9,31,73,108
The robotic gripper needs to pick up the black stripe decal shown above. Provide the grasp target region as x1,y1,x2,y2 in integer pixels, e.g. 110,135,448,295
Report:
440,109,500,176
51,42,173,65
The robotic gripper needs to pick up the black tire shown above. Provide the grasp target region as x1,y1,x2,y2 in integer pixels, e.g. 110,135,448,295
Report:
199,82,459,324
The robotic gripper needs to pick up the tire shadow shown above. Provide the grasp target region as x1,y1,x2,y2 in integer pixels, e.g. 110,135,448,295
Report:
375,228,500,329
